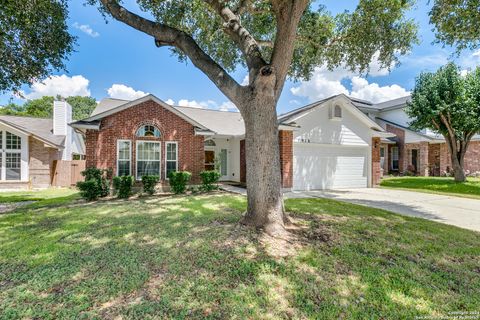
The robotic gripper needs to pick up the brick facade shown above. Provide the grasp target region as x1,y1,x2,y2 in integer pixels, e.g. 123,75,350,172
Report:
439,141,480,175
238,130,293,188
85,100,204,184
278,130,293,188
371,137,381,186
29,137,61,188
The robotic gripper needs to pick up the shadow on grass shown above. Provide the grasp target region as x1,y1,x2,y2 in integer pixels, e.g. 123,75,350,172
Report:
1,194,479,319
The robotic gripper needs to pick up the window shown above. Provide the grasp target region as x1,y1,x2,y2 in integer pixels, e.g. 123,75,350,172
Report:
136,141,161,178
136,125,161,137
165,142,178,179
6,132,21,149
219,149,227,176
391,147,399,170
380,147,385,170
117,140,131,176
6,152,21,180
204,139,216,147
334,105,342,118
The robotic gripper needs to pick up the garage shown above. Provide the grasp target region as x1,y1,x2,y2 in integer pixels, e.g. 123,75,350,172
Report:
293,143,369,190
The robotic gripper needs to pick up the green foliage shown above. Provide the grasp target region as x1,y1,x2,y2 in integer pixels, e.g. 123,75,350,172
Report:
0,96,97,120
0,0,75,92
113,176,134,199
141,175,159,195
92,0,418,79
79,167,110,200
199,170,221,192
76,179,101,201
168,171,191,194
407,63,480,139
430,0,480,52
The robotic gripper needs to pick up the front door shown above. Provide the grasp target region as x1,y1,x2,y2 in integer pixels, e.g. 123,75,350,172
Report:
411,149,418,173
205,150,215,170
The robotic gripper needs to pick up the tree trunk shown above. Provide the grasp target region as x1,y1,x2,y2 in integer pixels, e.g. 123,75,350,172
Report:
445,137,467,182
239,89,286,236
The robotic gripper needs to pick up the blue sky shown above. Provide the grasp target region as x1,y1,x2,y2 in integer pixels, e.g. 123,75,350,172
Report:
2,0,479,115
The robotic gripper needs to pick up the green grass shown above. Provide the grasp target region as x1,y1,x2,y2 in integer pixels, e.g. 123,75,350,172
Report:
0,188,79,204
1,192,479,319
380,176,480,199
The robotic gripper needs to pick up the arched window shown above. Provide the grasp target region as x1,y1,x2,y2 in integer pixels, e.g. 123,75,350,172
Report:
334,105,342,118
204,139,216,147
136,125,161,137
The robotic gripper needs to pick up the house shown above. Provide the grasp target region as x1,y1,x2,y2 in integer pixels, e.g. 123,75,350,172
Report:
0,101,85,189
71,93,479,191
352,96,480,177
71,94,392,191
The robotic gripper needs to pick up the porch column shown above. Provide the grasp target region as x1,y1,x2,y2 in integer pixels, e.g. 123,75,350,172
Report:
372,137,381,186
419,141,429,176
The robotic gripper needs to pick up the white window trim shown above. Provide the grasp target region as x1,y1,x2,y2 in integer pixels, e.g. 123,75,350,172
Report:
135,140,161,180
116,139,131,176
165,141,178,180
391,146,399,170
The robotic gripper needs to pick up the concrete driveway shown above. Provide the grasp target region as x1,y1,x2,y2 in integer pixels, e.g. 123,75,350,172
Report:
285,188,480,232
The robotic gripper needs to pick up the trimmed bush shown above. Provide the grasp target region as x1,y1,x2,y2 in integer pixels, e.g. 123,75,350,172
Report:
77,167,111,201
199,170,221,192
113,176,134,199
169,171,191,194
76,179,100,201
142,175,159,195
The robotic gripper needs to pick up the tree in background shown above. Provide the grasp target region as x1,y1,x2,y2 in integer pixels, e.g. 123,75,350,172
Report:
407,63,480,182
88,0,418,234
430,0,480,51
0,0,74,92
0,96,97,120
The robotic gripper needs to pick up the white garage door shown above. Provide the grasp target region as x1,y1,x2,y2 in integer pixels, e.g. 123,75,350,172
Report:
293,144,369,190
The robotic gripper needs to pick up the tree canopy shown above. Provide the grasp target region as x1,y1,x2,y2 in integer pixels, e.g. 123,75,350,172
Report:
0,0,75,93
407,63,480,181
0,96,97,120
430,0,480,51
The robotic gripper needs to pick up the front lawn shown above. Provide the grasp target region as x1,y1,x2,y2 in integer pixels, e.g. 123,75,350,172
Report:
380,176,480,199
0,188,79,204
0,192,479,319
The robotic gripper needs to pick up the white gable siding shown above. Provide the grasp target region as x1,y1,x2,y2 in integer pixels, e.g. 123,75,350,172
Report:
378,108,411,127
293,102,371,146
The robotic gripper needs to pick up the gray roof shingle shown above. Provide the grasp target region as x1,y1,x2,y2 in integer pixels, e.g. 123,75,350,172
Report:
0,115,65,147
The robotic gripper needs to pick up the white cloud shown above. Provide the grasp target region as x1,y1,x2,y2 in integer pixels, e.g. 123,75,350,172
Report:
290,54,410,104
241,75,249,86
107,84,148,100
22,74,91,99
171,99,238,111
73,22,100,38
349,77,409,103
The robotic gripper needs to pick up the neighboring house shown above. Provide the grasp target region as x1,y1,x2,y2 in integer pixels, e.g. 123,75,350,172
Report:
71,94,392,191
352,96,480,177
0,101,85,189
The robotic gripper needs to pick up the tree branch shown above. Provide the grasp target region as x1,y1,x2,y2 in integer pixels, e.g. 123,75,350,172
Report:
270,0,309,99
99,0,245,106
203,0,267,73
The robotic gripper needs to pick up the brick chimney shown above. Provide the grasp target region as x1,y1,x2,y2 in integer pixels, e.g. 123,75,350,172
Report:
53,100,72,160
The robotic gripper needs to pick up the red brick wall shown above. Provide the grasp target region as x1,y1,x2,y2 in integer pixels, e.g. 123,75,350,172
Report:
85,100,204,184
240,139,246,184
439,141,480,175
279,130,293,188
28,137,61,188
372,137,381,186
386,124,405,172
428,143,441,176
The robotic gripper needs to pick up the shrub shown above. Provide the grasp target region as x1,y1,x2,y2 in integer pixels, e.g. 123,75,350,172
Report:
77,167,111,200
142,175,159,195
199,170,221,191
169,171,191,194
76,179,100,201
113,176,134,199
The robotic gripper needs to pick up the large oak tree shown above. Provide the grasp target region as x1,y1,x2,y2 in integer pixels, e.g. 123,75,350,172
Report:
86,0,418,234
